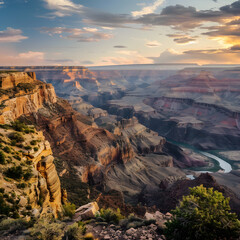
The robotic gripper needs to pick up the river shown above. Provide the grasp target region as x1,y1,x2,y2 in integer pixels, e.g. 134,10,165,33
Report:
167,140,233,179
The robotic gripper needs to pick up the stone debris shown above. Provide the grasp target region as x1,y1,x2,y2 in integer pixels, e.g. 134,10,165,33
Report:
74,202,99,221
88,222,165,240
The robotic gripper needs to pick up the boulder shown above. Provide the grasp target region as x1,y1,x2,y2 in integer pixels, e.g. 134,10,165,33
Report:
19,196,28,207
73,202,99,221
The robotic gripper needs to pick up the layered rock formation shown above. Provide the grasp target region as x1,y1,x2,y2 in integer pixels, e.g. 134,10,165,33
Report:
0,71,186,204
103,70,240,150
0,72,56,124
0,72,62,218
0,125,62,217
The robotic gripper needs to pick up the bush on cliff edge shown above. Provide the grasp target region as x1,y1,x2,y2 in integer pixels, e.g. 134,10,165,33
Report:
164,185,240,240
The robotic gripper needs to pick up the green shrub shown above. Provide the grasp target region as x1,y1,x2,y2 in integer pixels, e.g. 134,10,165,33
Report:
16,143,23,148
30,216,64,240
11,120,27,132
24,145,32,151
0,150,6,164
0,218,29,232
4,166,23,179
23,168,33,181
30,140,37,145
6,196,15,204
0,124,11,130
13,154,21,161
26,205,32,210
11,210,20,219
65,223,84,240
8,132,24,143
63,202,76,219
34,147,39,152
16,83,35,93
10,140,16,146
17,183,27,189
0,187,5,193
0,194,11,215
3,146,11,153
164,185,240,240
95,208,124,224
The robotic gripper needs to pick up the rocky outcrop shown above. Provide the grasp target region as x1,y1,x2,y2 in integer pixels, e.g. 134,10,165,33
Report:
73,202,99,221
0,125,62,217
138,173,240,217
0,72,57,124
0,72,34,89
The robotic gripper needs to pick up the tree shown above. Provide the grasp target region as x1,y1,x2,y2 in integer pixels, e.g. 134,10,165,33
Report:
164,185,240,240
0,151,5,164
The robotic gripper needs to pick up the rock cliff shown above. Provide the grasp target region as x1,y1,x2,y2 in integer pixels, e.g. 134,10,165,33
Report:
0,123,62,217
0,72,56,124
0,72,62,218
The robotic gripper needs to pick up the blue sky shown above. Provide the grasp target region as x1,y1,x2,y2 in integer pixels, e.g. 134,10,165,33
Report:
0,0,240,66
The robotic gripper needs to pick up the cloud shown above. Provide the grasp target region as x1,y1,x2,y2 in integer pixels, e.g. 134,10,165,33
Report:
43,0,84,17
151,47,240,64
203,19,240,45
114,45,127,48
42,0,240,33
83,4,230,31
41,27,113,42
146,40,161,47
132,0,165,17
135,5,225,31
100,50,153,65
230,45,240,51
167,34,197,44
0,50,45,66
220,0,240,15
81,60,94,65
0,28,28,42
46,58,73,63
0,1,4,6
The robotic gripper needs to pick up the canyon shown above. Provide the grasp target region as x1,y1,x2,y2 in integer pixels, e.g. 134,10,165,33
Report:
1,66,240,213
0,66,240,239
0,70,191,208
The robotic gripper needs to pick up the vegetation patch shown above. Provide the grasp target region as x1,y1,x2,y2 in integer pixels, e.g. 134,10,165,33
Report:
164,185,240,240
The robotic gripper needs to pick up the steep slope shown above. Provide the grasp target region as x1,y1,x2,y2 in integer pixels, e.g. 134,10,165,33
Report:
0,72,63,218
0,122,62,218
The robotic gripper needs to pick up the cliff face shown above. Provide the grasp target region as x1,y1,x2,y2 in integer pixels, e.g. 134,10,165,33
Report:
24,98,135,186
0,72,57,124
0,125,62,218
0,72,62,218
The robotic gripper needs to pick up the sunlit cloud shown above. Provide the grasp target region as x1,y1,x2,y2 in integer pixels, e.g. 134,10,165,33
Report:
132,0,165,17
167,34,197,45
151,46,240,65
43,0,84,17
100,50,153,66
0,28,28,42
146,40,161,47
41,27,113,42
0,50,45,66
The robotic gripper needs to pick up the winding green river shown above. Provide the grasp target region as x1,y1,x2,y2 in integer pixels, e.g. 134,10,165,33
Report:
167,140,233,177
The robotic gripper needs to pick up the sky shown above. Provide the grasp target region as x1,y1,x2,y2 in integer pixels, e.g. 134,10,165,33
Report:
0,0,240,66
